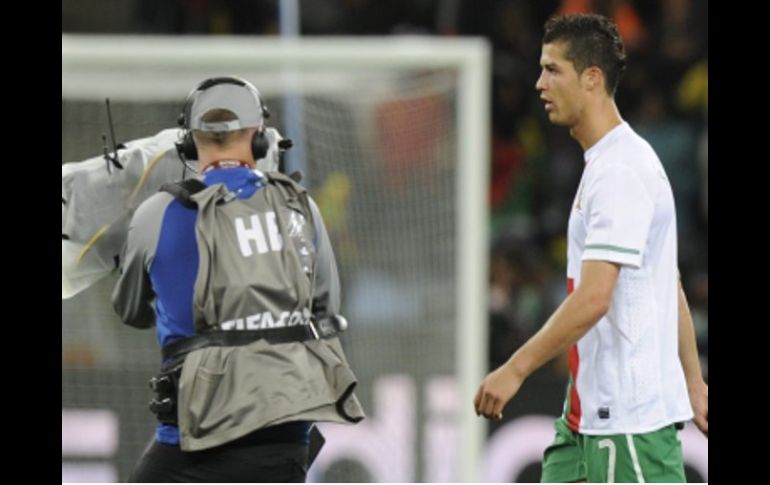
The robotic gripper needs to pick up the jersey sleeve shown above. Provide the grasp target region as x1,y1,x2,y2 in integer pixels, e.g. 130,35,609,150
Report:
582,163,654,268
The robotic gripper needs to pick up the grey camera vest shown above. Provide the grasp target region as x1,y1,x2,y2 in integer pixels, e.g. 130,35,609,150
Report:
176,172,364,451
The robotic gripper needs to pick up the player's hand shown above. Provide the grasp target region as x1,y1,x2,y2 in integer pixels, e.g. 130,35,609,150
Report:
474,362,524,420
689,381,708,438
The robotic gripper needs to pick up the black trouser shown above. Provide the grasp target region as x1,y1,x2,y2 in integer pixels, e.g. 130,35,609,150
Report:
129,439,308,482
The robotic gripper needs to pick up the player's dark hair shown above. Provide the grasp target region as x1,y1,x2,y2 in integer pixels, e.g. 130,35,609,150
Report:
543,13,627,96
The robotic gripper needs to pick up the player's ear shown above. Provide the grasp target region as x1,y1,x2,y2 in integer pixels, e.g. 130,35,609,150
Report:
582,66,603,91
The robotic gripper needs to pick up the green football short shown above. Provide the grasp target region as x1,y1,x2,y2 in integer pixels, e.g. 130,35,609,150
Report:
541,418,686,483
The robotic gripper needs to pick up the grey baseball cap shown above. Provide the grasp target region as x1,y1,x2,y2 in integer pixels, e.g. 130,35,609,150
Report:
189,83,264,132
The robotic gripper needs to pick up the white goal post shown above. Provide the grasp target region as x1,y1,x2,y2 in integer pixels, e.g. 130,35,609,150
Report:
62,35,490,482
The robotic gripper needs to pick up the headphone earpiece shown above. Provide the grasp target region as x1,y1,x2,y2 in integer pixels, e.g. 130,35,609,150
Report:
251,130,270,161
176,131,199,161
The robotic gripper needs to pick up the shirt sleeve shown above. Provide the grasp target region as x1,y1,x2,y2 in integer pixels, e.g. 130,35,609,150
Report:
308,196,341,319
582,163,654,268
111,195,169,328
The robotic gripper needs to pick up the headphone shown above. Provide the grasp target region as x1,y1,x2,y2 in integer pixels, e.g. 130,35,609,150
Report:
175,76,271,163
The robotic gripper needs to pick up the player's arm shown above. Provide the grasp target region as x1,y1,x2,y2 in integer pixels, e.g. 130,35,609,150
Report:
677,275,708,437
474,260,619,420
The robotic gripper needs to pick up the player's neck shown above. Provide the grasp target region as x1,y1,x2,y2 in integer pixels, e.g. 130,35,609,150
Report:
570,99,623,152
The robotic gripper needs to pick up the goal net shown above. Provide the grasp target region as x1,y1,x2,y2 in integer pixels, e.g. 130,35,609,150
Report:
62,35,489,482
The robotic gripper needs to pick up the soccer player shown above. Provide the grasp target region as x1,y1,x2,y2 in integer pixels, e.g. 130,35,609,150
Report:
474,13,707,482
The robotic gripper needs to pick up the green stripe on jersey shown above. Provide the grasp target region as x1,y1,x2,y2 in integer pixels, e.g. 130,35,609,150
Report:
562,374,573,420
585,244,640,255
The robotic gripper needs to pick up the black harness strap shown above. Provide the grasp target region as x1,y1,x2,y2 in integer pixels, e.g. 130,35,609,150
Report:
159,178,207,208
161,315,346,362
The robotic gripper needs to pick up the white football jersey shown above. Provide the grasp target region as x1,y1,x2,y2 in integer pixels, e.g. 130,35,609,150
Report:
563,122,693,435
